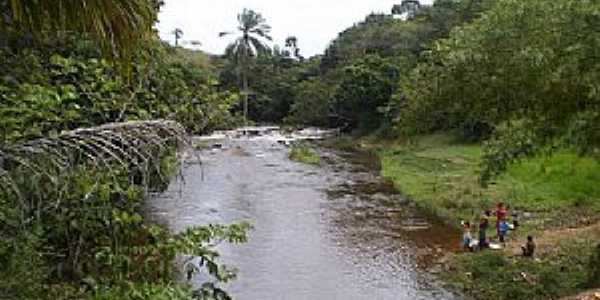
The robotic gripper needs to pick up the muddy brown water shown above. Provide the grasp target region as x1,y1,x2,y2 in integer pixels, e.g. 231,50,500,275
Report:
146,129,461,300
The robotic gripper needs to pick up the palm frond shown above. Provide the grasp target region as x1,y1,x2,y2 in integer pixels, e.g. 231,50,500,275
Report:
6,0,158,60
247,36,271,56
0,120,190,223
220,8,272,59
249,28,272,41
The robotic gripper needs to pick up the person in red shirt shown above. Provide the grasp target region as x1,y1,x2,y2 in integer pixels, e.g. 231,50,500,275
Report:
495,202,508,238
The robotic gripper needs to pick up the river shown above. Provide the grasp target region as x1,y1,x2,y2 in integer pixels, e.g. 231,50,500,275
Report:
146,127,461,300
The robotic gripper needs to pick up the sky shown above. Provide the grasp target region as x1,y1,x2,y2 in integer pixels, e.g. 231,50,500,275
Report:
157,0,434,57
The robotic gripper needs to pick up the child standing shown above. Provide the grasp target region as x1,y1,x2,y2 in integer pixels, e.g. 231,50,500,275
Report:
498,220,510,243
495,202,508,238
462,221,473,251
478,211,491,249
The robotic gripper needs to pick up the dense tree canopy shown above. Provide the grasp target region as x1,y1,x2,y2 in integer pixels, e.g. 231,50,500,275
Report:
241,0,597,180
2,0,599,297
396,0,600,178
0,2,244,299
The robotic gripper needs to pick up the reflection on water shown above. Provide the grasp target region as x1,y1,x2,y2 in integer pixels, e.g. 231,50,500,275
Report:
145,128,461,300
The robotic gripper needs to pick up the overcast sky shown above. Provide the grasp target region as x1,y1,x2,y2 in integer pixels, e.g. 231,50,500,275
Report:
157,0,434,57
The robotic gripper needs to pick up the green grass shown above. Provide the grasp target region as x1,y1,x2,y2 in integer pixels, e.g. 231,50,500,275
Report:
497,152,600,211
372,133,600,300
289,146,321,165
444,230,600,300
377,134,600,224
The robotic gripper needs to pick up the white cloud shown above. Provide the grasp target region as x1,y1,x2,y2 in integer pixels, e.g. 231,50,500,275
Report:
157,0,434,57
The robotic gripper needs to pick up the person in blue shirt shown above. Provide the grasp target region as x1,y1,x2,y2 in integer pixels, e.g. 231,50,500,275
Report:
499,220,510,243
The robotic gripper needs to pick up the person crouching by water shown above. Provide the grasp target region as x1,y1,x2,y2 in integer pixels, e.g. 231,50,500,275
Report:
521,236,536,258
478,211,491,249
462,221,474,251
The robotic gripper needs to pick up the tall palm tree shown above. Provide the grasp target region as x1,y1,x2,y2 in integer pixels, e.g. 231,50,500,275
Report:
4,0,159,60
172,28,184,46
219,9,272,124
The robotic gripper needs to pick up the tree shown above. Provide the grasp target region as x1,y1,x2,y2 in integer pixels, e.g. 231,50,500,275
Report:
392,0,421,19
285,36,303,61
333,55,401,131
3,0,160,60
398,0,600,178
219,8,272,124
172,28,183,46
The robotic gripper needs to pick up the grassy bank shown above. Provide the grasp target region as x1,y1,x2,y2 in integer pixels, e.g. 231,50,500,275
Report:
289,145,321,165
355,133,600,300
375,134,600,227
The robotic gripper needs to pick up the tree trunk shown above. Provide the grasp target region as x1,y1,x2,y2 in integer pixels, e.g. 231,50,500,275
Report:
242,65,248,125
242,40,249,126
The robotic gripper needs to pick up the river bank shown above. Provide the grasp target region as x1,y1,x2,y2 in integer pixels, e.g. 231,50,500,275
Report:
146,128,463,299
326,133,600,300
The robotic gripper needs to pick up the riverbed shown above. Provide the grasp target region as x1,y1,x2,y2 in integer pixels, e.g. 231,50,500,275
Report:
145,128,461,300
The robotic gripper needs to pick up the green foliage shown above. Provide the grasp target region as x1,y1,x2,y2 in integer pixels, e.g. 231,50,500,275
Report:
399,0,600,175
0,25,244,300
2,0,160,62
446,235,598,300
285,78,333,127
0,230,49,299
0,158,250,299
289,146,321,165
498,152,600,210
273,0,493,129
220,8,273,123
480,121,542,183
221,9,272,60
320,0,493,73
378,134,600,222
219,46,323,124
88,283,198,300
0,39,239,144
333,55,401,131
215,1,493,129
588,244,600,288
245,55,298,122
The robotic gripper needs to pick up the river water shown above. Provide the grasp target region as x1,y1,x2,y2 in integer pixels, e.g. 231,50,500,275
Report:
146,128,461,300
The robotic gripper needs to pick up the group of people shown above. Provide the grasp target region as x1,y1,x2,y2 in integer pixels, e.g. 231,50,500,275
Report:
462,202,535,257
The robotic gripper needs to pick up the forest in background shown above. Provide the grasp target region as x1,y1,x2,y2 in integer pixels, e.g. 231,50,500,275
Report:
225,0,598,176
217,1,599,298
0,0,599,299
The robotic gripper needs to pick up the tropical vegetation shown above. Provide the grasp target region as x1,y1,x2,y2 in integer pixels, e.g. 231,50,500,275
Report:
1,0,599,299
225,0,598,298
1,0,245,299
219,8,273,124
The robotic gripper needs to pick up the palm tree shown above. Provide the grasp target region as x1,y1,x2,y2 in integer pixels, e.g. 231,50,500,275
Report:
219,9,272,124
4,0,158,60
172,28,184,46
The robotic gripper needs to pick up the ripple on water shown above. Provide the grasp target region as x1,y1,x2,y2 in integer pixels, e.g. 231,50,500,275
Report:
145,128,461,300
